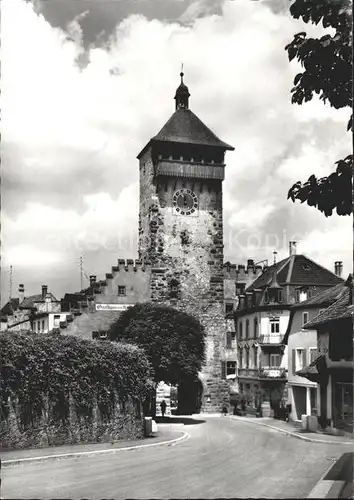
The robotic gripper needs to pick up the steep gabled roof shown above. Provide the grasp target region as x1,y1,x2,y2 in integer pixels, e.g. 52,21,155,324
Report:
304,287,353,329
138,107,234,158
20,292,58,309
1,298,20,318
246,254,343,291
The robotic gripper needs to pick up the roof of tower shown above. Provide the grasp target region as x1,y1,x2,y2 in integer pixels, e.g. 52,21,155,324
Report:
153,108,234,149
137,72,234,158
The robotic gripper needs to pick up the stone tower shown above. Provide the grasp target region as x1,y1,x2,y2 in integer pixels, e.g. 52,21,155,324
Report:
137,72,234,412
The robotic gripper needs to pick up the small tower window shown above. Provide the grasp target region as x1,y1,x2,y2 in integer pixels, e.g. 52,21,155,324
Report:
169,278,180,299
118,286,126,297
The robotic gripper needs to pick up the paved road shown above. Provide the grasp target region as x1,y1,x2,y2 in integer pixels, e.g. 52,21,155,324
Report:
1,416,348,499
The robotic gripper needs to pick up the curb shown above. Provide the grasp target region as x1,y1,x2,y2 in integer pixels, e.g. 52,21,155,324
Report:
1,430,189,466
229,416,354,445
307,453,353,498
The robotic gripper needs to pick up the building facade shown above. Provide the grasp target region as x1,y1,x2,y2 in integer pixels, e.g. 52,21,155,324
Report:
234,246,343,412
1,285,70,334
299,278,353,434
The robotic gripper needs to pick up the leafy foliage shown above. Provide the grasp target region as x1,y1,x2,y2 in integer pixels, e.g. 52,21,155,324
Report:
0,332,153,429
288,154,352,216
108,303,206,386
285,0,352,216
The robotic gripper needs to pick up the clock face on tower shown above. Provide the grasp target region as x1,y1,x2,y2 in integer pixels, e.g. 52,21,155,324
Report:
173,188,198,216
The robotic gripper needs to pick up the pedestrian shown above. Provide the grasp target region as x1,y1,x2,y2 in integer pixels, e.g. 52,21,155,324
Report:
160,399,167,418
221,402,228,416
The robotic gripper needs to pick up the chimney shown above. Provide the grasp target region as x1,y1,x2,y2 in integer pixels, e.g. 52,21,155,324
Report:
334,261,343,278
42,285,48,299
18,284,25,303
289,241,297,256
90,275,97,288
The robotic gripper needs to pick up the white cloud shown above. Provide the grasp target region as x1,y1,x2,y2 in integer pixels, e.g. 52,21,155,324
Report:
1,0,352,301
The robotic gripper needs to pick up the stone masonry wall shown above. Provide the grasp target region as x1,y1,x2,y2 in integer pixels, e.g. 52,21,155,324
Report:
138,152,229,412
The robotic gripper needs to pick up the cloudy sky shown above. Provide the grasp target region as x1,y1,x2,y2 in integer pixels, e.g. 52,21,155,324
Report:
1,0,351,304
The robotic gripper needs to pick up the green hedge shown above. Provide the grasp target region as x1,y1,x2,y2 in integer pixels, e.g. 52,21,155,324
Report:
0,332,153,433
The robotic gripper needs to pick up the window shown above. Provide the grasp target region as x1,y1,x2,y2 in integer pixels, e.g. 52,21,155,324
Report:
169,279,179,299
309,347,318,364
270,354,281,367
239,321,243,339
42,320,45,331
293,348,306,373
245,319,249,339
270,319,280,334
238,347,243,368
253,346,258,368
225,303,234,315
295,290,300,303
226,361,236,376
118,286,126,297
264,291,269,303
245,348,250,368
278,290,283,303
54,315,60,327
37,321,40,332
254,317,258,338
226,332,233,349
236,283,245,295
302,311,309,327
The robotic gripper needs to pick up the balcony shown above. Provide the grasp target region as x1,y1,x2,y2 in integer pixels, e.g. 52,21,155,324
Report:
258,335,283,346
258,366,286,379
238,368,259,379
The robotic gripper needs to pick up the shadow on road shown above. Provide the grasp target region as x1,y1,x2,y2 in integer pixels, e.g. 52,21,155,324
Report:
155,416,206,425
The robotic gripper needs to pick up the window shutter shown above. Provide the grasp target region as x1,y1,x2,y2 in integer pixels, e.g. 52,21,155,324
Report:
221,361,226,379
292,349,296,374
302,349,307,369
226,332,232,348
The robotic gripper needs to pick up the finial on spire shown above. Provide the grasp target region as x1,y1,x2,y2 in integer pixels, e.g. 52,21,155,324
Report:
174,63,190,110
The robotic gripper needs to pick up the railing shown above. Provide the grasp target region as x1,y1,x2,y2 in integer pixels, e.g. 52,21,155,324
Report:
258,335,283,345
259,366,286,378
238,368,259,378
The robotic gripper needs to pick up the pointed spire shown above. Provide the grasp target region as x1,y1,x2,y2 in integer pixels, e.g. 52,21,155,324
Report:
174,64,190,110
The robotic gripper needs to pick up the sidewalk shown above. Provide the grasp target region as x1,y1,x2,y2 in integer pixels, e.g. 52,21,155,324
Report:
1,426,186,464
229,415,354,445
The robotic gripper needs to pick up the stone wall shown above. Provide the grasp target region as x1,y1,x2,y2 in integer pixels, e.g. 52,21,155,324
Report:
0,396,143,450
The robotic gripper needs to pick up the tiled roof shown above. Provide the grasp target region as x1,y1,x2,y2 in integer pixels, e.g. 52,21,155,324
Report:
304,286,353,328
20,292,58,309
293,282,346,308
1,298,20,317
246,258,290,290
149,108,234,150
246,255,343,291
296,354,325,381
